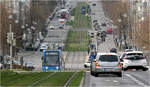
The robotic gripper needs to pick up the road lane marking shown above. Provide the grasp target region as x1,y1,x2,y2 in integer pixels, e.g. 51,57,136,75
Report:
125,74,148,87
113,80,118,83
105,80,110,81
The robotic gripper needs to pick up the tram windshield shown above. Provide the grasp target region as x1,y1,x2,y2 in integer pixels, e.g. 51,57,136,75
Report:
45,52,59,66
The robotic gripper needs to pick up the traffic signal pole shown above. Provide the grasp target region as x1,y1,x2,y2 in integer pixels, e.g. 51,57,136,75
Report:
9,23,13,69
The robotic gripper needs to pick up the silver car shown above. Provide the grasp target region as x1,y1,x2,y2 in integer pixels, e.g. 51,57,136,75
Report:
91,53,122,77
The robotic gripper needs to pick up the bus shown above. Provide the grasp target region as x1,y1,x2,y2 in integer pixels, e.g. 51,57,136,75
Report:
42,50,65,71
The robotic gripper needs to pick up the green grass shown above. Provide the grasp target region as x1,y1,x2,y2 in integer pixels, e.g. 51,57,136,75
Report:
63,30,89,51
67,72,84,87
1,70,53,86
33,72,73,87
66,2,92,28
0,71,75,87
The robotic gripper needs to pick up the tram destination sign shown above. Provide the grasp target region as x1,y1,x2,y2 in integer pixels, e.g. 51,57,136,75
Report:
45,52,58,56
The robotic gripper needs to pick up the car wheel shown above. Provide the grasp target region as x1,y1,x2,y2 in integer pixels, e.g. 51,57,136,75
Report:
123,68,127,71
117,72,122,77
143,68,148,71
91,71,94,76
84,65,87,68
94,73,98,77
136,68,139,71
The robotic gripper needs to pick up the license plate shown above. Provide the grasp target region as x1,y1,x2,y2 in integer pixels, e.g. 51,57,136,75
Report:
105,69,112,71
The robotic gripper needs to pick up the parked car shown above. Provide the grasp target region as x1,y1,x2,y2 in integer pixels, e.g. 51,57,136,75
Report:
91,53,122,77
24,62,35,70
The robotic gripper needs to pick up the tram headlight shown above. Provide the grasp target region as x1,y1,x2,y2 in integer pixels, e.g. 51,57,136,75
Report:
56,67,59,70
46,67,48,70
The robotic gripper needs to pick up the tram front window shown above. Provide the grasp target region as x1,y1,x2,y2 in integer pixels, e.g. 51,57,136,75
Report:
45,55,59,66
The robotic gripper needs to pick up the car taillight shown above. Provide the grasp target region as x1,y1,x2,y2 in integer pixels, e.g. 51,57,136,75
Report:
117,62,121,67
96,63,100,67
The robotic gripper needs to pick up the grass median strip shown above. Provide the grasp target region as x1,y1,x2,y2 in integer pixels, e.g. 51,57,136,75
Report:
1,70,53,86
66,2,91,28
33,72,74,87
63,30,89,51
67,71,84,87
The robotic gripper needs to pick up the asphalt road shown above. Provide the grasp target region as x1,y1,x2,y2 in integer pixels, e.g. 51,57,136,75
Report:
82,0,150,87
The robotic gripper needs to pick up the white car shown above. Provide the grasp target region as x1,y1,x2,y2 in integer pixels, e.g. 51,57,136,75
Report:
120,51,148,71
40,43,49,52
120,51,143,61
84,61,91,68
49,25,55,29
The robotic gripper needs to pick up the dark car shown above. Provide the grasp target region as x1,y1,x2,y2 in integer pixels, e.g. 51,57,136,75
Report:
110,48,117,53
92,3,96,6
101,31,107,37
101,23,107,27
93,20,98,23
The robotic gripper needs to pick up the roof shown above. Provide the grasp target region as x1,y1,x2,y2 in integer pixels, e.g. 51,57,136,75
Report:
125,51,143,54
97,52,118,56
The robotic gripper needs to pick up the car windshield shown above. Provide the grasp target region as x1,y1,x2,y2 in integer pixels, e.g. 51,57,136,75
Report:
127,53,143,56
42,46,46,48
127,56,145,60
99,55,118,62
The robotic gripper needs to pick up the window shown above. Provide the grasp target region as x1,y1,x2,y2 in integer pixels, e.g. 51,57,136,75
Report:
127,53,143,56
45,55,59,66
99,55,118,62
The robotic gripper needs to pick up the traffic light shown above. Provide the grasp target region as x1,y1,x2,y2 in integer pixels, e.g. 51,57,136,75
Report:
7,33,10,44
12,33,16,39
91,33,94,38
97,32,101,37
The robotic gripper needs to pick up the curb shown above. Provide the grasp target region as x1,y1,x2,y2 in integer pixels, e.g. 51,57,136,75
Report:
80,72,85,87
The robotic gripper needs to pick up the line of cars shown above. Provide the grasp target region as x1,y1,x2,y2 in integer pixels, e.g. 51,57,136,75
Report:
84,49,149,77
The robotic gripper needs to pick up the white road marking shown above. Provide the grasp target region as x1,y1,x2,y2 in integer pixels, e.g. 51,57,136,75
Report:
113,80,118,83
105,80,110,82
125,74,149,87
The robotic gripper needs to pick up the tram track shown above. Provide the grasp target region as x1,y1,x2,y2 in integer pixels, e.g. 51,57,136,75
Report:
63,72,78,87
28,72,57,87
